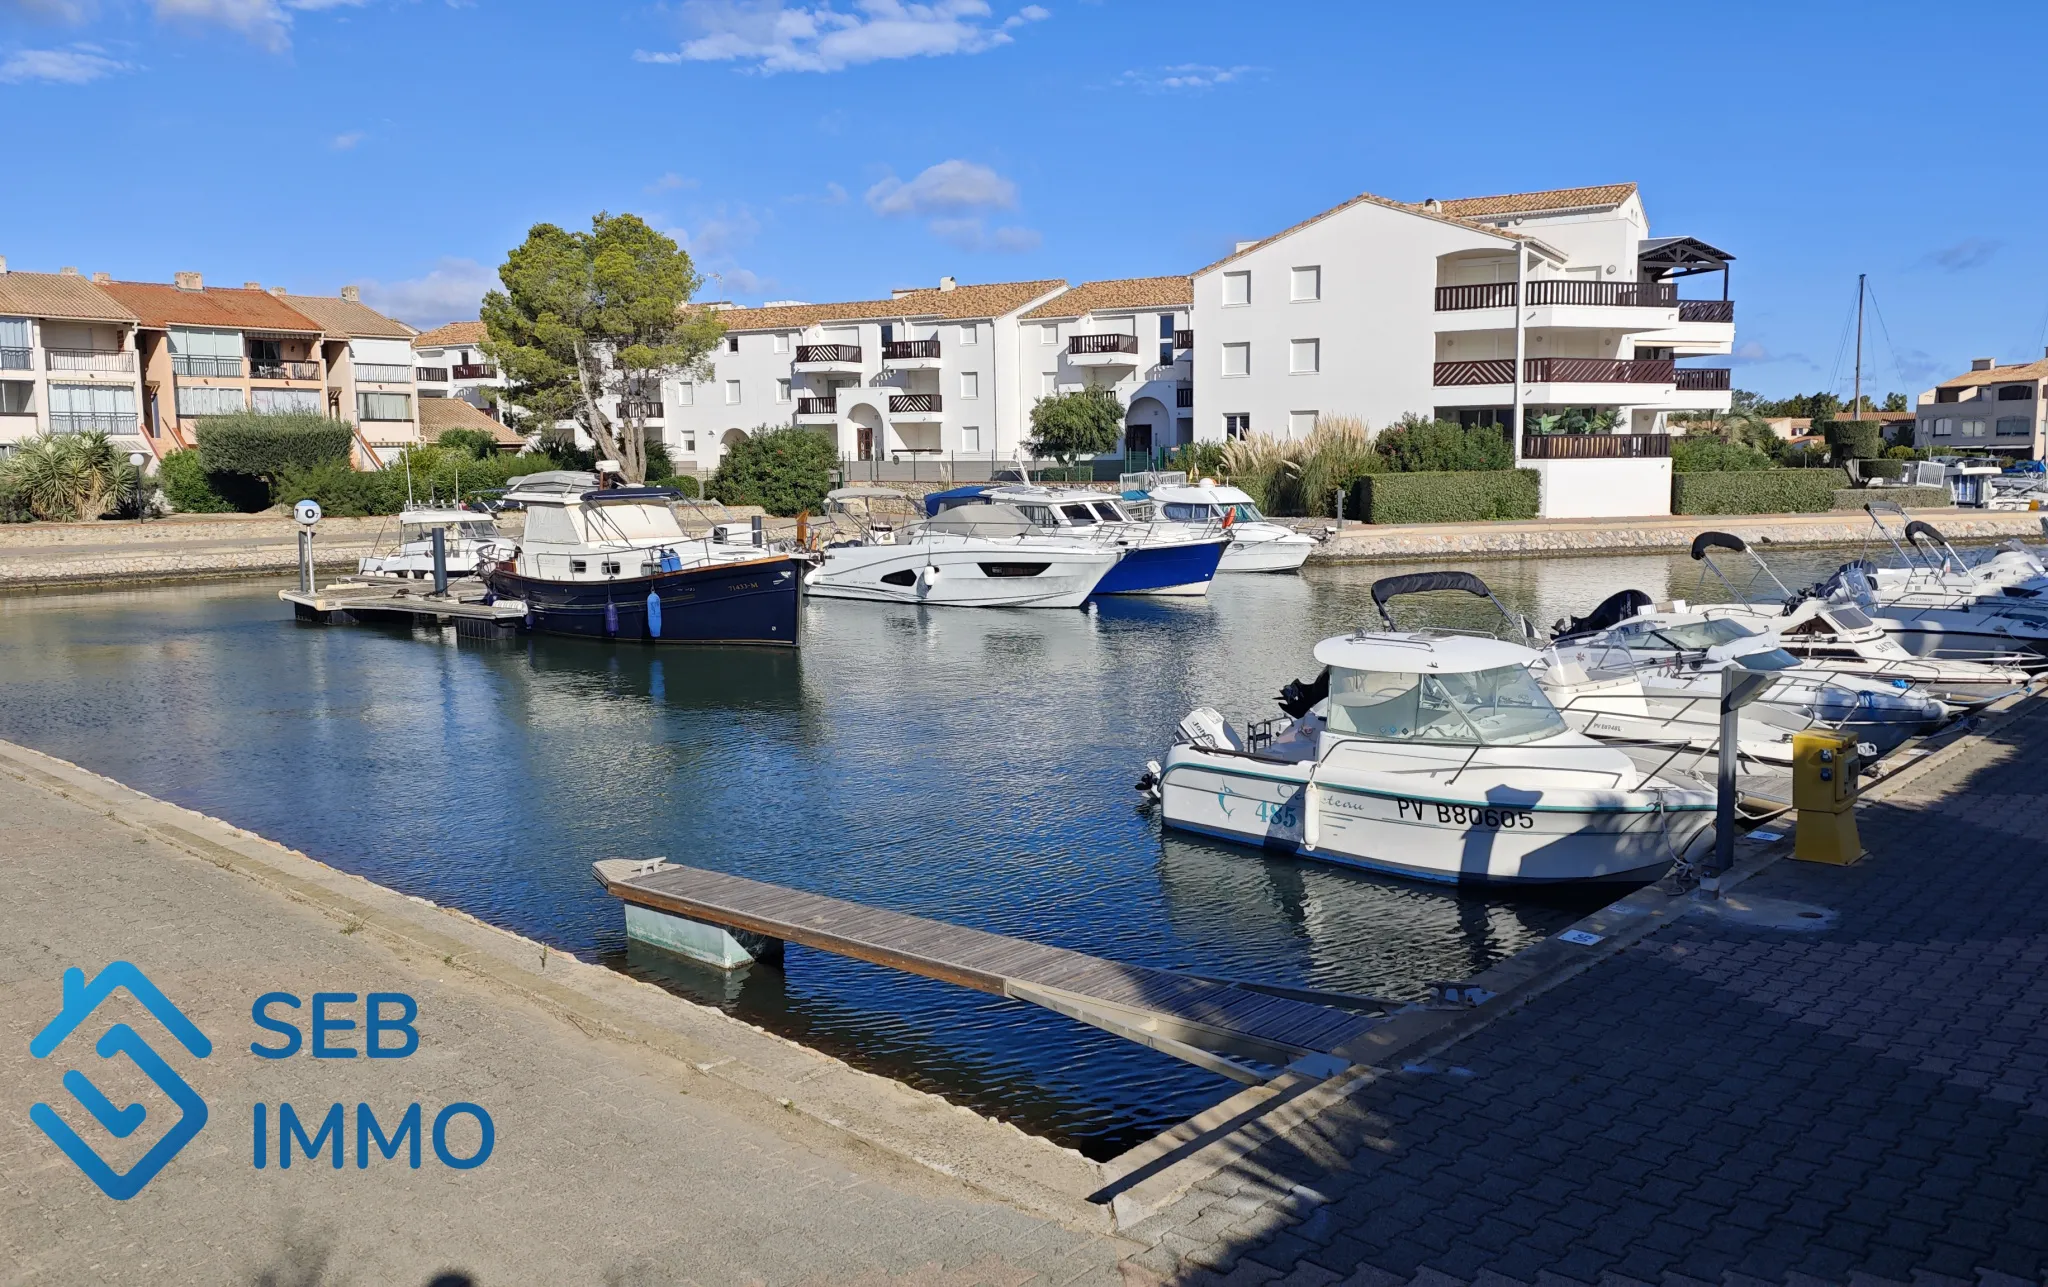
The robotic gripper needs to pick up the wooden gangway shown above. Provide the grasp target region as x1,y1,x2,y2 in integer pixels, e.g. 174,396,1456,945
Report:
594,860,1381,1083
280,579,527,634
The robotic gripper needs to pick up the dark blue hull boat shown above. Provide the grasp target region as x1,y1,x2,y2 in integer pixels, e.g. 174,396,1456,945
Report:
484,554,802,647
1093,537,1228,596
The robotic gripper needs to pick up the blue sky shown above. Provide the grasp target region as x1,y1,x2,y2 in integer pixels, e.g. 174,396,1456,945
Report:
2,0,2044,401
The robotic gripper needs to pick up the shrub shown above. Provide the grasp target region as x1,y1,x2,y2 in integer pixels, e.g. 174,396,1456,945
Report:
708,425,835,516
1824,419,1882,463
1218,433,1299,515
668,473,701,499
0,430,143,521
1832,485,1948,510
159,448,267,513
1296,416,1382,517
644,440,675,482
1351,469,1539,524
1027,387,1123,464
1165,441,1226,481
1857,458,1908,482
270,449,554,517
1776,440,1834,468
436,428,498,460
1373,415,1514,473
270,460,403,517
1884,444,1922,460
1672,434,1774,473
196,412,354,479
1672,468,1849,515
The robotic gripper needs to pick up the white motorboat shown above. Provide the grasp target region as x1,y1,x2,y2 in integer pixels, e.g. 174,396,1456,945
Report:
1149,573,1715,887
1830,508,2048,668
358,507,501,580
806,487,1123,609
930,484,1230,596
1140,475,1316,573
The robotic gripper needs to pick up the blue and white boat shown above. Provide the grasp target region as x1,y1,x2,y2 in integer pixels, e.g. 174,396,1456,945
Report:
924,484,1228,596
1125,474,1316,573
480,471,801,646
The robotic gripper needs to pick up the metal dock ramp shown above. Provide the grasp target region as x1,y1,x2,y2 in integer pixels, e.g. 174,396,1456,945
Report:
594,860,1379,1084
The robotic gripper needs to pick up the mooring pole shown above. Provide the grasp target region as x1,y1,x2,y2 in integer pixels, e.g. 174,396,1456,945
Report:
751,514,764,548
297,528,314,595
431,527,449,597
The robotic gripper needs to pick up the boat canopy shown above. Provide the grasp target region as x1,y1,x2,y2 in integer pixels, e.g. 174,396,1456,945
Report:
923,484,992,517
922,503,1038,539
395,508,490,525
1313,631,1538,674
1152,482,1256,506
826,486,913,502
501,471,599,499
580,486,686,503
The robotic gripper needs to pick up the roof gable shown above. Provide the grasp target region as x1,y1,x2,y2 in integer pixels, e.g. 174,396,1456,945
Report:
1939,358,2048,389
1431,183,1637,219
1193,190,1521,278
97,280,324,333
278,293,414,339
716,279,1067,332
413,320,488,349
1020,276,1191,320
0,271,138,323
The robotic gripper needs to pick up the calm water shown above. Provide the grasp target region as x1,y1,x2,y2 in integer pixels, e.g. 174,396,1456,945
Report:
0,544,1887,1157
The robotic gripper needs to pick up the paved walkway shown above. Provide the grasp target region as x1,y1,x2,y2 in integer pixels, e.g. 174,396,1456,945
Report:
0,751,1127,1286
1118,702,2048,1285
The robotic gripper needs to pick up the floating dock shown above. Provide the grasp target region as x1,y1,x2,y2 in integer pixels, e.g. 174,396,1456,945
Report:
279,579,527,637
594,859,1380,1084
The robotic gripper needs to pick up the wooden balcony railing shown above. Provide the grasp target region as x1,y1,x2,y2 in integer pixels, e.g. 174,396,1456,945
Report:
1677,300,1735,324
451,363,497,380
796,397,837,415
1524,279,1677,308
889,393,942,415
1176,386,1193,408
251,360,322,381
1521,433,1672,460
882,339,941,361
1433,358,1516,386
1174,329,1194,349
172,355,243,378
45,348,136,373
1433,358,1679,386
1675,367,1733,391
1434,283,1518,311
1068,333,1140,356
795,344,861,364
415,366,450,383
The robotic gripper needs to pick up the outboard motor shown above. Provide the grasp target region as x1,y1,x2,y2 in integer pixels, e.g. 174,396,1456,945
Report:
1553,589,1653,643
1276,667,1330,719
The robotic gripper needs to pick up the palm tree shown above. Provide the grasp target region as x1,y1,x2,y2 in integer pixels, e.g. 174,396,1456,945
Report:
0,430,142,521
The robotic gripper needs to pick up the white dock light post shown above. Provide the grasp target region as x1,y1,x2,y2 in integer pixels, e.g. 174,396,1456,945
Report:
292,499,322,594
1704,664,1775,897
128,452,147,524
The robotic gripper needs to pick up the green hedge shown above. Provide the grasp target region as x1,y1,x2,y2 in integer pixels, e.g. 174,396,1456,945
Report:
1351,469,1539,524
709,426,835,516
196,412,355,477
1673,468,1849,514
271,448,555,517
1823,420,1883,462
1832,485,1948,510
158,448,270,513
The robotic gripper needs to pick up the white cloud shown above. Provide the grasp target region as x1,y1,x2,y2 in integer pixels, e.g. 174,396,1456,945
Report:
3,0,101,22
1116,63,1261,92
329,129,364,150
357,258,497,329
646,171,698,193
147,0,292,51
651,0,1047,75
632,48,683,63
0,45,130,82
927,217,1039,253
866,159,1017,217
680,205,762,258
713,266,768,295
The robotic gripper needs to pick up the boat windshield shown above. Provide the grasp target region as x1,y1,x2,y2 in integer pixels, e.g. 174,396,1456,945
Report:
1057,503,1099,526
1615,617,1761,652
1326,665,1568,746
1159,500,1263,523
582,502,684,543
1090,501,1128,522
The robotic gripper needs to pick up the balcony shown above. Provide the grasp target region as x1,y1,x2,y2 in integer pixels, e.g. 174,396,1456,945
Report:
1176,386,1193,408
49,412,138,434
1433,357,1677,387
1526,280,1676,308
1677,300,1735,324
415,366,450,383
0,346,28,370
881,338,942,369
795,396,837,422
172,355,243,378
452,363,497,380
1521,433,1671,460
251,360,322,381
1675,368,1732,391
1174,329,1193,350
1067,332,1141,367
1434,283,1519,312
888,393,942,421
45,348,136,373
794,344,862,373
354,362,412,384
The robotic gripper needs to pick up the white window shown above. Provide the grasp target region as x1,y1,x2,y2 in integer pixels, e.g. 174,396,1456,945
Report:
0,380,32,413
776,378,791,403
677,382,694,407
1224,413,1251,439
773,332,790,354
174,385,245,416
960,323,978,346
1291,266,1321,302
960,371,979,399
1932,418,1953,437
1041,372,1057,396
1222,271,1251,307
681,434,697,453
1222,342,1250,378
253,388,321,413
961,425,982,451
1290,339,1320,374
725,379,741,405
357,391,411,421
1962,419,1987,438
1040,324,1058,346
1289,411,1317,437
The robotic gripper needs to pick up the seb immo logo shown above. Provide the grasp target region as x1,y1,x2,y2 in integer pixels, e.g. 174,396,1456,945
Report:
29,962,212,1201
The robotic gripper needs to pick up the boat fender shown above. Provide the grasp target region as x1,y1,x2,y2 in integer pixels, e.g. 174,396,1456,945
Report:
919,564,941,591
646,590,663,639
604,599,619,636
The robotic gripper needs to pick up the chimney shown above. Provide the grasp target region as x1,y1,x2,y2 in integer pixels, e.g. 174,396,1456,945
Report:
91,272,110,284
938,275,956,292
174,271,203,292
268,286,287,296
1424,198,1443,212
60,266,79,276
1971,357,1995,371
0,256,8,275
341,285,360,303
243,281,261,291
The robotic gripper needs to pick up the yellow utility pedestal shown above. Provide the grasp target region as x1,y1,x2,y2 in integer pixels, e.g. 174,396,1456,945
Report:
1792,729,1864,864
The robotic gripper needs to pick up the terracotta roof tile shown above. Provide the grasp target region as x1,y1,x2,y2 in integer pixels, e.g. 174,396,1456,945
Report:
420,395,522,446
716,279,1067,332
278,293,414,339
1193,191,1526,277
97,280,324,333
413,320,488,349
1938,358,2048,389
1020,277,1190,320
0,271,138,323
1430,183,1637,218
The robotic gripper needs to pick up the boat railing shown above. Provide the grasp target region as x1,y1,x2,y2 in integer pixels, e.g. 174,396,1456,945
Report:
1311,730,1637,791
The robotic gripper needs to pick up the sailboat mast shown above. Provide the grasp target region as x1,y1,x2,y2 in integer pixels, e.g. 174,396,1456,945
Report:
1853,273,1866,418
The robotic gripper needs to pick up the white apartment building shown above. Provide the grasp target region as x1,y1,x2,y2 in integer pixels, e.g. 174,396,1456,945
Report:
1191,183,1736,517
278,286,421,466
1913,352,2048,459
666,277,1066,472
0,259,146,456
413,321,510,414
1016,277,1193,456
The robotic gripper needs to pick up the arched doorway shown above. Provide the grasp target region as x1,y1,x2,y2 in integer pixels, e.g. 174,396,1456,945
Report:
1124,395,1169,462
846,403,884,466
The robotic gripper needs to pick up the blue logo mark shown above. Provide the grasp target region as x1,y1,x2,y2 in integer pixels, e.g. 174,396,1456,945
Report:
29,962,212,1200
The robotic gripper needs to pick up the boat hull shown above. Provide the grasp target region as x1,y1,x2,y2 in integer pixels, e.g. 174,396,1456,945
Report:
805,544,1117,608
483,555,801,646
1159,747,1711,886
1093,538,1227,597
1218,531,1314,573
